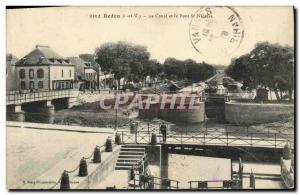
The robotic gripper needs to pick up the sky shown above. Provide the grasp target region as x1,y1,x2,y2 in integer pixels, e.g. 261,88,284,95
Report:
6,6,294,65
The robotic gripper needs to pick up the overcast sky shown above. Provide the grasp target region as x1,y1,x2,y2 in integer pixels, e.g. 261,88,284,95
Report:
6,6,294,65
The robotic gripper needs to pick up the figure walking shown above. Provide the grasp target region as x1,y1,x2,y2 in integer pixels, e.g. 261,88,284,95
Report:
160,122,167,143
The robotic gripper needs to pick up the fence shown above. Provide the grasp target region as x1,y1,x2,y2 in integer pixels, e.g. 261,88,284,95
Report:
131,173,179,189
118,129,293,149
188,180,241,189
6,89,79,105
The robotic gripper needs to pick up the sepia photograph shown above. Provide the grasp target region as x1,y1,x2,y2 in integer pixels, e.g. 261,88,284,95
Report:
5,6,295,190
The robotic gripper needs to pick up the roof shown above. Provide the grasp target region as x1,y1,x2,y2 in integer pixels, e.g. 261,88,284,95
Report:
15,45,73,66
67,57,88,80
6,54,19,64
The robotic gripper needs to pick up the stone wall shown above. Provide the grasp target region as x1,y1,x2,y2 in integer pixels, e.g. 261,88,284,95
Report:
139,102,205,123
225,102,294,124
74,146,121,189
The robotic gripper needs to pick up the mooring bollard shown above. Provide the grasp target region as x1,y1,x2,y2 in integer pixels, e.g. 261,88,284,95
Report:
93,146,101,163
115,133,122,145
150,133,157,145
60,170,70,190
79,158,88,177
105,137,113,152
249,170,255,189
283,143,291,160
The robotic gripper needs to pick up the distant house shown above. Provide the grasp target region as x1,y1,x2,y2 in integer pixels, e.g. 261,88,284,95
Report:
77,55,114,89
84,62,98,90
68,57,98,90
15,45,75,91
6,54,19,91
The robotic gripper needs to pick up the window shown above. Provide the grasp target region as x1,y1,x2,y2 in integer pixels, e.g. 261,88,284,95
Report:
38,81,43,89
29,81,34,89
61,82,65,89
61,69,64,78
29,69,34,79
37,69,44,78
20,81,26,89
69,69,72,78
19,69,25,79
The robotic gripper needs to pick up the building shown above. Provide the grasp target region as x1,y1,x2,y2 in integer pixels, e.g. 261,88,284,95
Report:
15,45,75,91
68,57,98,90
84,63,98,90
68,56,86,90
6,54,19,91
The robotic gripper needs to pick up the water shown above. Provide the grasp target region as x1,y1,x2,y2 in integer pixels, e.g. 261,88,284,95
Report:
21,100,294,139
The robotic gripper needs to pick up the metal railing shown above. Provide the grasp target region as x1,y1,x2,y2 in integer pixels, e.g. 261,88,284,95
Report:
6,89,79,105
188,180,240,189
131,173,179,189
118,130,293,149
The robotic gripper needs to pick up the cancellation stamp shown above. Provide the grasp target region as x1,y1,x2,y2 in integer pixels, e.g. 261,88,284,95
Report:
189,6,244,56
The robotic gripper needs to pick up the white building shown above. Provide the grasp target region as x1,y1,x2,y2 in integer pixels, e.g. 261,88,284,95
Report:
15,45,75,91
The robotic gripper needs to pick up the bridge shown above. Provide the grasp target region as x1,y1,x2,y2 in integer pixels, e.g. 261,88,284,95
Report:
6,89,79,121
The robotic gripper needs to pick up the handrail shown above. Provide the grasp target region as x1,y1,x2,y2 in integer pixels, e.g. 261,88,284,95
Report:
133,172,180,189
119,129,293,149
6,89,79,105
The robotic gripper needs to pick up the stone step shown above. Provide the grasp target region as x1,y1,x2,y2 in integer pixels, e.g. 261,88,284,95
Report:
119,151,145,156
116,162,138,167
120,147,145,152
117,158,141,162
122,145,147,148
115,165,134,170
119,154,144,159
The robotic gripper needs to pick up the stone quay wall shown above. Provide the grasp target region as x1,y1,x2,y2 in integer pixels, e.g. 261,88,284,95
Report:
225,102,294,124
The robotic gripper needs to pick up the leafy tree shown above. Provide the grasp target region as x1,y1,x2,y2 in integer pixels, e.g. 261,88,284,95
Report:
163,58,186,80
95,41,150,87
163,58,215,82
226,42,294,100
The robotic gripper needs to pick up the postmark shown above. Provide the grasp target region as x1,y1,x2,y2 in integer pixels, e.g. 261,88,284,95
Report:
189,6,244,57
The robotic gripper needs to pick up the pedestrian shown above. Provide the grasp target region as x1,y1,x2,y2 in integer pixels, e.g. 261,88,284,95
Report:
160,122,167,143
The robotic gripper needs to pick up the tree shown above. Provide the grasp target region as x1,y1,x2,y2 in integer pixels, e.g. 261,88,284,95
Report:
226,42,294,100
163,58,215,82
163,57,186,80
95,41,150,87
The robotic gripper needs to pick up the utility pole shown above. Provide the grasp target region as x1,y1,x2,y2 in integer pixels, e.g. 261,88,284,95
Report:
115,83,118,131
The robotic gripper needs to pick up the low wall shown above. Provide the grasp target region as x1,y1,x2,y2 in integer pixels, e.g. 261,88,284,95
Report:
139,102,205,123
225,102,294,124
74,146,121,189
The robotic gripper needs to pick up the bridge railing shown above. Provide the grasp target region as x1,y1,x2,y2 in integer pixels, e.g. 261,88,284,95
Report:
6,89,79,105
118,130,293,149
